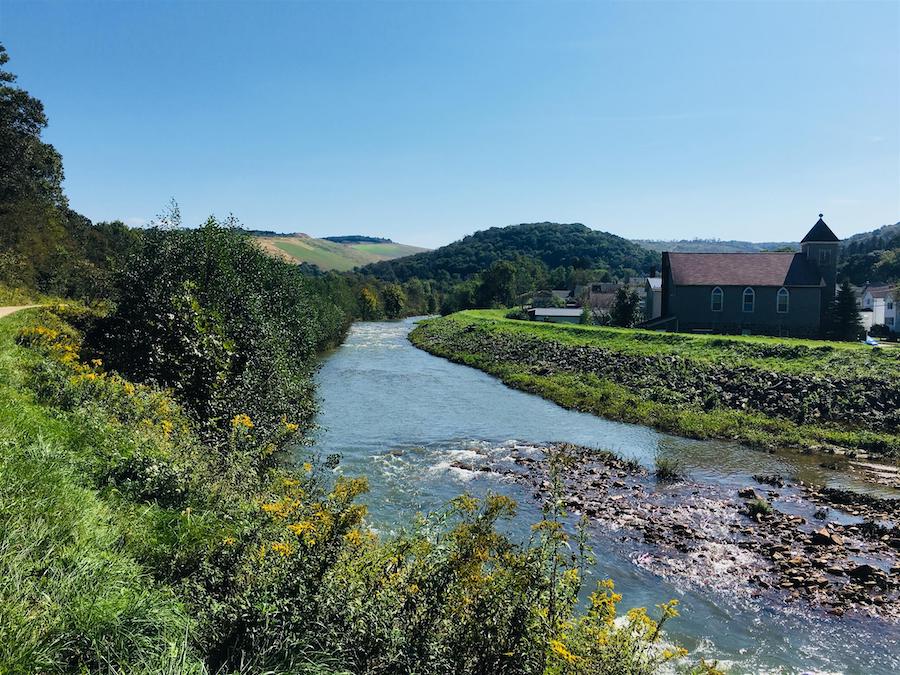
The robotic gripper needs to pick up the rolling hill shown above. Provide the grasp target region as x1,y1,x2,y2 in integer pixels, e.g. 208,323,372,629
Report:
359,222,659,284
634,239,797,253
252,232,428,271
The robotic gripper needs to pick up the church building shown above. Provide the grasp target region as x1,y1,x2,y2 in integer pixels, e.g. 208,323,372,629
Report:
650,216,839,337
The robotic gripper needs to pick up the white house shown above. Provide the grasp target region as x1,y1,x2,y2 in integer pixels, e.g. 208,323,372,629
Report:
860,284,897,333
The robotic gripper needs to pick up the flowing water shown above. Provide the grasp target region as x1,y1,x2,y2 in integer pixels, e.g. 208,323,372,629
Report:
308,318,899,674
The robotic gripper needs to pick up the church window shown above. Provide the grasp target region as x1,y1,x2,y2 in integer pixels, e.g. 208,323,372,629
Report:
710,287,723,312
742,287,755,313
777,287,789,313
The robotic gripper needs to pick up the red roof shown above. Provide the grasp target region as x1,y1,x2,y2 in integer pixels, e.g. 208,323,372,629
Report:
666,252,823,287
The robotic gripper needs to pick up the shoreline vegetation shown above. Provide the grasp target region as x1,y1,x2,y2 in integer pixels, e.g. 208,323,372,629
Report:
409,310,900,459
0,227,720,674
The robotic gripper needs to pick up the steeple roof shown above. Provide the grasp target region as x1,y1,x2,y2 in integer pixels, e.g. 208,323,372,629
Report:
801,215,839,243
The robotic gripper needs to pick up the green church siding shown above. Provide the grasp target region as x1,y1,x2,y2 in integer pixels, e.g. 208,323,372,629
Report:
665,285,822,337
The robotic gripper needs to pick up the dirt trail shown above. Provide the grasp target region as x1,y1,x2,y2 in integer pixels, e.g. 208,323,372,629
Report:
0,305,40,319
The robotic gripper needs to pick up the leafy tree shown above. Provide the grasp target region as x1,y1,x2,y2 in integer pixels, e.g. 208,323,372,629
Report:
609,288,642,327
825,280,865,341
382,283,406,319
0,43,65,207
477,259,517,307
358,286,382,320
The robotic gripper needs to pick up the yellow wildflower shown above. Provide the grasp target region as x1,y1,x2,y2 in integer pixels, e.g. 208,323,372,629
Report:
284,420,299,432
161,420,174,437
303,462,313,473
549,639,577,664
231,413,254,429
288,521,314,536
271,541,293,557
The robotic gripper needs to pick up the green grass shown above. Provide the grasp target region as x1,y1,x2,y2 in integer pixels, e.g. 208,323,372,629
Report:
350,242,427,258
449,309,897,378
410,312,900,457
0,310,204,673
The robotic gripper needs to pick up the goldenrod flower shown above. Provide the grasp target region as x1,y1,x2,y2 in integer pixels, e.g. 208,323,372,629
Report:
549,639,577,664
231,414,254,429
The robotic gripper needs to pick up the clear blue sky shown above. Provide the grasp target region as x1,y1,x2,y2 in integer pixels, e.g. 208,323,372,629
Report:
3,1,898,247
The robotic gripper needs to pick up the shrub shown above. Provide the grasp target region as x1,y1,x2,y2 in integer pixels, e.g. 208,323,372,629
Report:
87,219,350,448
506,308,530,320
654,456,685,482
746,498,773,518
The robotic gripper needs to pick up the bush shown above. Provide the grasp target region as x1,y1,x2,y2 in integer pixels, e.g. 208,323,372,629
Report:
506,308,530,320
88,219,350,447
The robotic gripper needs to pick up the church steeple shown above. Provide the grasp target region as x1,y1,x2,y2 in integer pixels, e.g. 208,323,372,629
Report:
801,214,840,243
801,214,839,302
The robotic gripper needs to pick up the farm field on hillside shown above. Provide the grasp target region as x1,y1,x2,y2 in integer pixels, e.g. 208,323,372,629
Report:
257,234,426,271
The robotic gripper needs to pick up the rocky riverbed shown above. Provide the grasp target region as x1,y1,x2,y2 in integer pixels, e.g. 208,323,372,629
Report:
451,442,900,621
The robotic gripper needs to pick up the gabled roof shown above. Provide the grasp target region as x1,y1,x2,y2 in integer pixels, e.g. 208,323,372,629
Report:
801,216,839,243
863,284,898,299
666,252,823,287
646,277,662,290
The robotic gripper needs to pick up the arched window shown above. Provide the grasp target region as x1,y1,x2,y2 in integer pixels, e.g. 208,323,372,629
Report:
710,286,723,312
742,287,755,313
776,287,789,313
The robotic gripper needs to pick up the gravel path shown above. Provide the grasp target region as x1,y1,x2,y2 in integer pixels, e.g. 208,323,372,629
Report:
0,305,40,319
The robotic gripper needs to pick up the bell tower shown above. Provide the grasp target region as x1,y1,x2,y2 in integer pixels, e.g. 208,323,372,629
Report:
801,214,839,301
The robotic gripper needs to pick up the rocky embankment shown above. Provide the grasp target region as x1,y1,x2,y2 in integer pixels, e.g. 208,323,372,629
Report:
452,443,900,621
413,320,899,434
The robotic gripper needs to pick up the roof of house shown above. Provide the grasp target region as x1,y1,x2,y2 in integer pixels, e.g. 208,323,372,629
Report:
863,284,897,299
551,289,572,299
666,252,823,287
646,277,662,290
528,307,584,317
801,216,840,243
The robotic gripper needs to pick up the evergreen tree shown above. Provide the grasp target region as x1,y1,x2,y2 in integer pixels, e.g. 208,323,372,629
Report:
609,288,642,327
826,280,864,341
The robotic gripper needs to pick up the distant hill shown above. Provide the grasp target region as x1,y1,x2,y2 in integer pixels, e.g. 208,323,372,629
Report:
253,232,427,272
839,222,900,285
359,222,659,284
321,235,390,244
635,239,797,253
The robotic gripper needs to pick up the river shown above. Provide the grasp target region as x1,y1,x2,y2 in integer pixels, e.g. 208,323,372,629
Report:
309,318,899,674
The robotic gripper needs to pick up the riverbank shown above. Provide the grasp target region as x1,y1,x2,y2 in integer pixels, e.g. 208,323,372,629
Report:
409,310,900,458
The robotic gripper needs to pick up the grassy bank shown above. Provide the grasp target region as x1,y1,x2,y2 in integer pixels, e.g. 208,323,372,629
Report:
0,304,714,673
410,310,900,458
